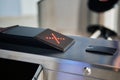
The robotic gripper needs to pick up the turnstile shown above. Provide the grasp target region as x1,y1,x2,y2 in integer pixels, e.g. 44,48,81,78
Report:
0,26,120,80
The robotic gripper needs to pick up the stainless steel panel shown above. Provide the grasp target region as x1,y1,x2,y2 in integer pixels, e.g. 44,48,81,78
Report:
35,66,101,80
0,36,120,80
32,65,43,80
34,63,120,80
38,0,80,34
38,0,120,35
1,48,120,80
40,69,101,80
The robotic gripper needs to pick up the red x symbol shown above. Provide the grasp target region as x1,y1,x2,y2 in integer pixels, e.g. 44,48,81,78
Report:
51,33,60,44
99,0,108,2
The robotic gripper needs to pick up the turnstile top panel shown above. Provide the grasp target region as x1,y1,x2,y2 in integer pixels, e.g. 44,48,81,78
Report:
0,35,120,68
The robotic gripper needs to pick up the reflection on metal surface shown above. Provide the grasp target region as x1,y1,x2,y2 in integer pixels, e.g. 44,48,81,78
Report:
56,59,91,75
83,67,91,75
32,65,43,80
90,30,101,38
113,56,120,72
35,66,101,80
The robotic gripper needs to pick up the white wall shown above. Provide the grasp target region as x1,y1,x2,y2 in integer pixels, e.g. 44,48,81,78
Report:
0,0,39,17
0,0,21,16
21,0,39,16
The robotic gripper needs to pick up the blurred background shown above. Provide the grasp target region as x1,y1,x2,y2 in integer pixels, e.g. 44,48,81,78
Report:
0,0,39,27
0,0,120,38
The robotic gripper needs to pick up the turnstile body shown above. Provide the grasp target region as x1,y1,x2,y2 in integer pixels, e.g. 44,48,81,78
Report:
0,35,120,80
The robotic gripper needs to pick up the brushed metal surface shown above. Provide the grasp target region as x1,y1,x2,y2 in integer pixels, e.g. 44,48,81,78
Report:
35,65,120,80
0,36,120,80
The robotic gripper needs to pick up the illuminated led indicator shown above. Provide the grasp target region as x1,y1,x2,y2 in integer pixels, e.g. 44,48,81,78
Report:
99,0,108,2
45,33,65,44
52,33,60,44
46,37,65,40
